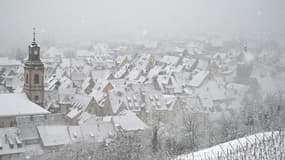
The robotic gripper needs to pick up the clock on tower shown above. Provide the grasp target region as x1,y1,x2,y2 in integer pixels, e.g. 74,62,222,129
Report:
24,28,45,107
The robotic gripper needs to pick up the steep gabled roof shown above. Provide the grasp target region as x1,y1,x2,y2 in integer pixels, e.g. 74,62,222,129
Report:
0,93,49,117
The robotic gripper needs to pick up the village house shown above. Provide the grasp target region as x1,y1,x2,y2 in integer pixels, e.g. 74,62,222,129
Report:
153,74,183,94
65,94,97,124
88,79,114,116
110,110,148,135
16,114,66,145
0,93,49,128
36,121,115,149
0,127,25,160
103,84,175,123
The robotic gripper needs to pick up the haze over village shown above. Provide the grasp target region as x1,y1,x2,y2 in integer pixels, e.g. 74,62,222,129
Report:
0,0,285,160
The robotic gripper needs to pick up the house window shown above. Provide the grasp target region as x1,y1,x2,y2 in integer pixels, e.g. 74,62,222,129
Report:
34,95,39,101
26,74,28,83
34,74,39,84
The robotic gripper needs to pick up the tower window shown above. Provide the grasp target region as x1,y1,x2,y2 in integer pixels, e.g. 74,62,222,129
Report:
26,74,28,83
34,74,39,84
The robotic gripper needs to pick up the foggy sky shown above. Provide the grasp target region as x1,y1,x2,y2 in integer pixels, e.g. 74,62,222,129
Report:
0,0,284,49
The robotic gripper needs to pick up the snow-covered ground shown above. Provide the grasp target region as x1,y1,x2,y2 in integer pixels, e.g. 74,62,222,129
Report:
174,131,285,160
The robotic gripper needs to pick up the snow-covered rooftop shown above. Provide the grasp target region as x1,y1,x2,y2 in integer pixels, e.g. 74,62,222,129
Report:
189,70,209,87
0,93,49,117
37,125,70,147
112,111,148,131
0,127,25,156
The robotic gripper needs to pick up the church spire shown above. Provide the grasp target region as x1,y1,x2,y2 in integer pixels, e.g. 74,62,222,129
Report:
33,27,36,43
28,27,41,62
24,28,44,107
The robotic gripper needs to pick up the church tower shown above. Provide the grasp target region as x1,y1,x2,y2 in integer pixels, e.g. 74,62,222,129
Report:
24,28,44,107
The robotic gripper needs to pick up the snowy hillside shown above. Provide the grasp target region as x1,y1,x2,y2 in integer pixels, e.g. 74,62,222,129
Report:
174,131,285,160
